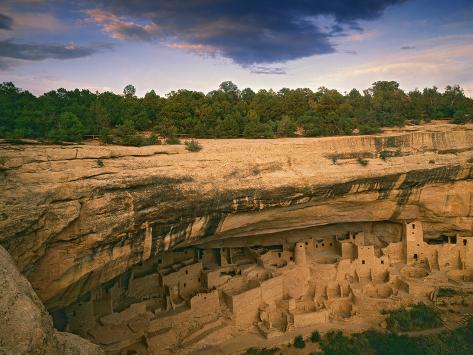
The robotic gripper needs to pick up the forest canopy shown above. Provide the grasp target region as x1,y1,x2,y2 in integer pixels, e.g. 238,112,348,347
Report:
0,81,471,145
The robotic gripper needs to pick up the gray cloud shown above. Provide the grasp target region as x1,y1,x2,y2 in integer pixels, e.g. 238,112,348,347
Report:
0,13,14,30
400,45,416,50
87,0,406,65
0,39,113,69
250,66,286,75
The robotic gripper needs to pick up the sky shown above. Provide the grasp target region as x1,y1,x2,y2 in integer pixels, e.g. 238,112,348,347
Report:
0,0,472,97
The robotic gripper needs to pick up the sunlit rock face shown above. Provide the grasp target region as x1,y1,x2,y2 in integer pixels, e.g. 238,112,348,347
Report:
0,122,472,310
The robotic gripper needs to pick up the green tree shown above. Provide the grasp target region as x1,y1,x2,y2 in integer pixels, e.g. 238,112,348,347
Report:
47,112,85,142
276,115,297,137
123,84,136,98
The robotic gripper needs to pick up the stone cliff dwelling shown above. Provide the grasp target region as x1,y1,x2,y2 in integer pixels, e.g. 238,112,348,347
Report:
51,220,473,354
2,124,473,354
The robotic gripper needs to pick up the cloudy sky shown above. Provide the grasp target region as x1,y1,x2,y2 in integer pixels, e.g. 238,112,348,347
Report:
0,0,472,96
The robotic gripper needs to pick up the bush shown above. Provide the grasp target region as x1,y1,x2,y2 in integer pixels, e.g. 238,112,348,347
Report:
147,132,160,145
453,109,469,124
437,288,458,297
310,330,321,342
120,134,146,146
357,157,369,166
0,157,7,173
386,303,442,332
244,347,279,355
380,150,389,160
185,139,202,152
166,135,180,145
294,335,306,349
321,330,363,355
96,159,104,167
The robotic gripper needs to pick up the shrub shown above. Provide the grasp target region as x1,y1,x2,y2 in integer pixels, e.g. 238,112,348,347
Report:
185,139,202,152
294,335,306,349
0,157,7,173
147,132,160,145
166,135,181,145
386,303,442,332
120,134,146,146
380,150,389,160
244,347,279,355
321,330,363,355
96,159,104,167
310,330,321,342
357,157,369,166
437,288,458,297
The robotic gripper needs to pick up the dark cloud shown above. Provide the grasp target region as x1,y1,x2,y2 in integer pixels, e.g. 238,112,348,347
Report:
400,45,416,50
344,50,358,55
250,66,286,75
0,13,14,30
88,0,406,65
0,39,112,67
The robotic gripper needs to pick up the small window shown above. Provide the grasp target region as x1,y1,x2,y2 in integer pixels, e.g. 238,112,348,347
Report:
299,244,303,248
362,260,365,265
330,242,333,246
290,257,294,261
463,240,467,246
412,224,415,229
316,245,318,249
185,270,188,275
278,252,282,257
414,253,418,260
417,244,420,247
183,283,186,287
322,243,325,247
198,278,201,282
381,260,384,265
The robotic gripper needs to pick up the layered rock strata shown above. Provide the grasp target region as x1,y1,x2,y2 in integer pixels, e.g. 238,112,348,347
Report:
0,122,472,310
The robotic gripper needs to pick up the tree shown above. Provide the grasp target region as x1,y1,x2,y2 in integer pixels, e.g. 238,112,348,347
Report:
123,84,136,98
293,335,305,349
276,115,297,137
216,114,241,138
243,110,273,138
219,81,240,98
47,112,85,142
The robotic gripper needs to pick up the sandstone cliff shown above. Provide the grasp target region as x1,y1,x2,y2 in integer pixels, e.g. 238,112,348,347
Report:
0,245,104,354
1,122,472,310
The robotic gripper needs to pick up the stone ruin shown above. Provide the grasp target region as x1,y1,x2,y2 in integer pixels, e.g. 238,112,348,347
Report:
51,220,473,354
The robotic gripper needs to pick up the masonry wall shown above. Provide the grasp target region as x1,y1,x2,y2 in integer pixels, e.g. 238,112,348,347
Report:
261,276,284,309
293,310,329,327
189,290,220,317
230,286,262,327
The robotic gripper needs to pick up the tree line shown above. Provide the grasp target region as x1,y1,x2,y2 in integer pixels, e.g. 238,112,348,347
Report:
0,80,471,145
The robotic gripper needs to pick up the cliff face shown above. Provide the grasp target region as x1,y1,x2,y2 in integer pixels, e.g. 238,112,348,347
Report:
1,122,473,310
0,245,104,354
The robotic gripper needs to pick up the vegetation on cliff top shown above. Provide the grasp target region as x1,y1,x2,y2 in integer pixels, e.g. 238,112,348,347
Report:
247,318,473,355
1,80,472,145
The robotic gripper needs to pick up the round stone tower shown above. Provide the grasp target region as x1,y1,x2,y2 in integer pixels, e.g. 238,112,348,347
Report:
294,242,307,266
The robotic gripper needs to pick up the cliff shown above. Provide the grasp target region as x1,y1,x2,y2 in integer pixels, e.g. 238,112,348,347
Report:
1,122,473,310
0,245,104,354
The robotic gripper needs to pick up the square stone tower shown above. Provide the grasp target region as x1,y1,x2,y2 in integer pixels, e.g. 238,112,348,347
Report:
403,220,424,264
